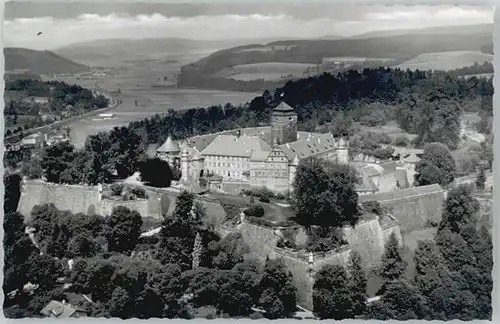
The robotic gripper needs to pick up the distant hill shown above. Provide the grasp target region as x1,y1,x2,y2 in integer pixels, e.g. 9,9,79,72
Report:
178,24,493,90
53,37,306,67
4,47,89,75
349,23,493,39
396,51,493,71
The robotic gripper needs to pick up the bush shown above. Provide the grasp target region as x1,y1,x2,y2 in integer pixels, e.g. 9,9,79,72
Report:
244,204,265,218
249,312,264,320
275,193,286,200
392,136,410,147
131,187,147,199
245,216,298,228
259,195,271,203
361,201,384,215
110,183,123,196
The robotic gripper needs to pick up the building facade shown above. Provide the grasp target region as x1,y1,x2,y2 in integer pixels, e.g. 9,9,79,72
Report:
157,101,413,195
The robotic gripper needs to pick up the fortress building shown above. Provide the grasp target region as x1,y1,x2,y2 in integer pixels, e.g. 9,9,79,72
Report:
157,101,415,195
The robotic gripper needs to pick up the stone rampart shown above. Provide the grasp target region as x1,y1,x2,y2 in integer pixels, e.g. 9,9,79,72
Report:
359,184,445,234
234,216,400,309
19,180,158,220
18,180,101,219
99,198,149,217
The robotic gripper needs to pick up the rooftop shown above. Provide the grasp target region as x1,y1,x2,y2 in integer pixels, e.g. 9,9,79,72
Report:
40,300,87,318
157,136,180,153
273,101,295,113
201,134,271,158
279,132,342,161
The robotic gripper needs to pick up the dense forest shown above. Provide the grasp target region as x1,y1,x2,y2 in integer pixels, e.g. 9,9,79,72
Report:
4,79,109,136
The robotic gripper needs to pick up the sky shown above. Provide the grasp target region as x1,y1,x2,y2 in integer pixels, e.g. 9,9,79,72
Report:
3,2,494,50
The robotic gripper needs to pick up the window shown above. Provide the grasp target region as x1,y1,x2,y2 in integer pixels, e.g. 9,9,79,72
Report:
228,171,231,177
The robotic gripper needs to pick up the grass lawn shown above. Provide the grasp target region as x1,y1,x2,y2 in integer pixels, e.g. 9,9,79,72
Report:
141,216,163,232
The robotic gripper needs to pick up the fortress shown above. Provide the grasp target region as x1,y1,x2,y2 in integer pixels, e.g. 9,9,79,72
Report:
156,101,421,195
15,101,450,310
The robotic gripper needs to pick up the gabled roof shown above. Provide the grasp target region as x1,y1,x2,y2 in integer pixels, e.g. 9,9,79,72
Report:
279,133,339,161
201,134,271,158
40,300,86,318
250,150,270,162
157,136,180,153
403,153,421,163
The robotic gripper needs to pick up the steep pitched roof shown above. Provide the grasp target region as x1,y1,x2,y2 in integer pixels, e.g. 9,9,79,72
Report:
403,153,421,163
40,301,86,318
157,136,180,153
250,150,271,162
279,133,339,161
273,101,295,113
201,134,271,158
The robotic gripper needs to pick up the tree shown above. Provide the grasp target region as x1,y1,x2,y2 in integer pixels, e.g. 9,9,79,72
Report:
258,258,297,318
206,233,249,270
369,280,428,320
414,142,456,187
380,232,406,283
348,251,367,316
476,167,486,191
4,173,22,214
439,184,479,234
243,204,265,217
192,232,202,270
40,141,79,184
139,158,174,187
104,206,143,253
293,157,360,228
313,264,354,320
67,231,102,258
21,155,43,180
159,191,206,270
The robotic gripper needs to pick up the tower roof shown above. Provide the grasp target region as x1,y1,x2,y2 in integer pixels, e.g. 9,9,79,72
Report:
157,136,180,153
273,101,295,113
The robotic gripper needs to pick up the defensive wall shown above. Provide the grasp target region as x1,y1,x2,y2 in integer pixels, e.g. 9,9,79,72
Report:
221,214,402,309
19,179,429,309
17,179,149,220
17,180,227,227
359,184,446,234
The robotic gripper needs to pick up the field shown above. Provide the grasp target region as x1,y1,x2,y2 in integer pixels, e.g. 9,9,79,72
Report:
396,51,493,71
45,60,258,148
216,62,316,81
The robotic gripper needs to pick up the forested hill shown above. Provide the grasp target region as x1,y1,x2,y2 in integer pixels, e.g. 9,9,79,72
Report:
178,29,492,91
4,47,89,75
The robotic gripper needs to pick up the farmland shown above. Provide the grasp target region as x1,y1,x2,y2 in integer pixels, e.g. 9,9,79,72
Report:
396,50,493,71
46,60,258,148
216,62,316,81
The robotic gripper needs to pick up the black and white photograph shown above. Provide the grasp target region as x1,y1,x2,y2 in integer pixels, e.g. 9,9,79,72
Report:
2,1,495,320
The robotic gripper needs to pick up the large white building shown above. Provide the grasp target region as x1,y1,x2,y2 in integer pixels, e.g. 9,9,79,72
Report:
157,101,418,195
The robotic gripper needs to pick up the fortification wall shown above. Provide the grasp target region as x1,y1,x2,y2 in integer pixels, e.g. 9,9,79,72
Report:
269,247,312,308
381,192,445,233
238,220,280,257
18,180,101,219
342,219,386,268
99,198,149,217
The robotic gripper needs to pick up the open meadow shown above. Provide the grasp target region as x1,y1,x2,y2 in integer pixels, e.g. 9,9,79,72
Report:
396,50,493,71
216,62,316,81
49,60,258,148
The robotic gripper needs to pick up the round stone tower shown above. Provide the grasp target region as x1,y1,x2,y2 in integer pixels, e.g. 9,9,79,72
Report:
271,101,298,145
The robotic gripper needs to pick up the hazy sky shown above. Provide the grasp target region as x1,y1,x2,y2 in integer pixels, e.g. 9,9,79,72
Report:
3,2,493,50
